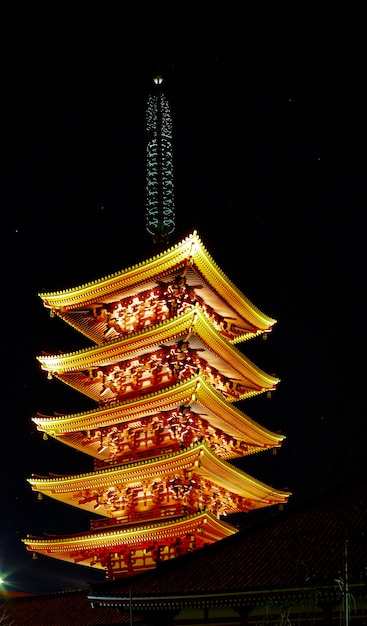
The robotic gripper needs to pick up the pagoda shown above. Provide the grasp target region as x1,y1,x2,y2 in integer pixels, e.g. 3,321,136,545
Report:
23,76,290,580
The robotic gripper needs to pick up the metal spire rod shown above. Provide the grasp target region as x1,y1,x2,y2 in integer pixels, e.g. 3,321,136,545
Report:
146,74,175,244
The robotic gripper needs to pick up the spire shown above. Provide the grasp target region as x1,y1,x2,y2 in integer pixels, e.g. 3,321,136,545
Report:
146,74,175,245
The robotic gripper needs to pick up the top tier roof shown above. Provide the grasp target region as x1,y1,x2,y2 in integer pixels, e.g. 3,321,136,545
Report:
39,231,277,345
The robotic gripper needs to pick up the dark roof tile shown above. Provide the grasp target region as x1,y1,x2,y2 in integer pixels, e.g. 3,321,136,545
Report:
0,590,141,625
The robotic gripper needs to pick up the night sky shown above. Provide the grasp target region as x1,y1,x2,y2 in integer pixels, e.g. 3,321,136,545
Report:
1,23,365,594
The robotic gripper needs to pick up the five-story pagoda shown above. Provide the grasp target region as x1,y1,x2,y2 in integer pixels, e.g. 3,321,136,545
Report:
23,76,290,580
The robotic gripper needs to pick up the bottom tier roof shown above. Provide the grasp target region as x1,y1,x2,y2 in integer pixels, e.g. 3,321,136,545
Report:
23,511,237,578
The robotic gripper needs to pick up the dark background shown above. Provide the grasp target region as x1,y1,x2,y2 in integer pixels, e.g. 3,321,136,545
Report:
0,16,365,594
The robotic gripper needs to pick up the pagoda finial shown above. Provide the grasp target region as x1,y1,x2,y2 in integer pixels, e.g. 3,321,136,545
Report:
146,74,175,245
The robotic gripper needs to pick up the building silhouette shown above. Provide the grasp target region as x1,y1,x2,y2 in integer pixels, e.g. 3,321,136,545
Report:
22,76,289,581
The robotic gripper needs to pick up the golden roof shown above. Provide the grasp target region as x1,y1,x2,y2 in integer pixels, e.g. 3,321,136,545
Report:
39,232,276,344
23,511,237,575
37,307,279,405
33,375,285,461
28,443,290,519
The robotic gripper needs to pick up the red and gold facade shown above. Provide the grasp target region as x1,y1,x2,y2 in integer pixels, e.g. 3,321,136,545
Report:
23,231,290,579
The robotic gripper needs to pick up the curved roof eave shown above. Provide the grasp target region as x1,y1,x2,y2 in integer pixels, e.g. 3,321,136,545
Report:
22,511,237,555
33,375,285,449
37,307,280,390
39,231,277,330
27,442,291,511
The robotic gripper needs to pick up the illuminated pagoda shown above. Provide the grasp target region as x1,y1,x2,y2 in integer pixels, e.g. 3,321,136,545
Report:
23,76,290,580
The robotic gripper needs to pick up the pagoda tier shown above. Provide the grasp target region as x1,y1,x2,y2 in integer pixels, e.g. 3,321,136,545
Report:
23,512,238,577
33,375,285,464
39,231,276,345
27,443,289,520
38,306,279,406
